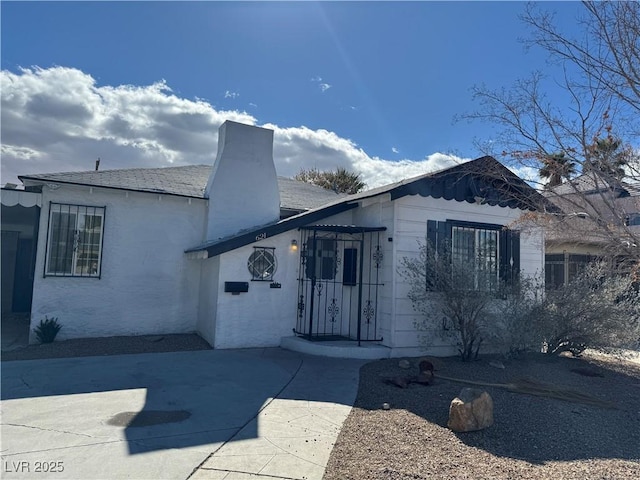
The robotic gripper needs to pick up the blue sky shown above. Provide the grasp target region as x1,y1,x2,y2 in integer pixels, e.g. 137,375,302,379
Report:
1,1,584,188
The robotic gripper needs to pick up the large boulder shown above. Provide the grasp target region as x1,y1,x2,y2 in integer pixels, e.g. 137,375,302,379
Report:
447,388,494,432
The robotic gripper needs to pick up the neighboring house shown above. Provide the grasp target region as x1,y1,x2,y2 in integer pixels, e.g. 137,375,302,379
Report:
544,173,640,288
1,188,41,315
9,121,547,357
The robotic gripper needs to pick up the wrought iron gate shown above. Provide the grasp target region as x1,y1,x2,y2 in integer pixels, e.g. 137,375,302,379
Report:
294,226,385,344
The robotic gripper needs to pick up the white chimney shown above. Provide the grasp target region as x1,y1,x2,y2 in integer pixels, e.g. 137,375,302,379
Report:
204,121,280,241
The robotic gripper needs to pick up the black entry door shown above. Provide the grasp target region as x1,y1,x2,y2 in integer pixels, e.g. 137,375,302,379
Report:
295,229,383,343
13,239,36,312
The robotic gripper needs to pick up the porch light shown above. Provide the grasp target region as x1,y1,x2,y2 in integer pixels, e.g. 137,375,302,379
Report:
290,239,298,252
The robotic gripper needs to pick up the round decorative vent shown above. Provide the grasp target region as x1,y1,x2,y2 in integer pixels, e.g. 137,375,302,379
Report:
248,248,277,280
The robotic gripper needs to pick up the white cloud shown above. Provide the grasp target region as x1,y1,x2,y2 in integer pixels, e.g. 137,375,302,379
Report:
224,90,239,99
311,76,331,93
1,66,467,190
392,147,399,154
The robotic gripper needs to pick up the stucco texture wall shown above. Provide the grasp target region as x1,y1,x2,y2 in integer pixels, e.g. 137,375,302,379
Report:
29,184,205,343
208,210,358,349
212,234,301,349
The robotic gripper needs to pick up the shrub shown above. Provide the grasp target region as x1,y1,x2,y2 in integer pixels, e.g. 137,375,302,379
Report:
402,239,640,360
33,316,62,343
401,240,499,361
535,261,640,356
491,275,545,358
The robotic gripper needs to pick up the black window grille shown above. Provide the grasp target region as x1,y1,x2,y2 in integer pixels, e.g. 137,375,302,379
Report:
545,254,565,289
426,219,520,291
545,253,597,289
248,247,277,281
452,225,499,291
45,203,105,278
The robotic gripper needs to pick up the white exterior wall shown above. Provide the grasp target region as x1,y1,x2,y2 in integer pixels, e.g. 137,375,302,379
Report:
212,235,300,349
29,184,205,343
204,122,280,241
391,195,544,357
196,256,220,346
351,195,395,346
204,210,357,349
546,243,601,255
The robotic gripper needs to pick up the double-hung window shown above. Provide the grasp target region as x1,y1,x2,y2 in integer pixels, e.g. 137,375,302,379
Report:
45,203,105,277
452,225,500,291
427,219,520,291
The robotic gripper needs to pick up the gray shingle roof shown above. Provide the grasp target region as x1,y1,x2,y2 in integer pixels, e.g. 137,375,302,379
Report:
19,165,345,212
188,156,554,258
550,172,640,197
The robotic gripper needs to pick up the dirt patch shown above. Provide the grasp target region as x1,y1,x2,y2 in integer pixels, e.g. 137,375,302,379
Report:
1,333,211,362
324,352,640,480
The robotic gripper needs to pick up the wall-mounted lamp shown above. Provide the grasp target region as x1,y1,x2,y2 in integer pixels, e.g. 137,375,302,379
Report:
290,239,298,252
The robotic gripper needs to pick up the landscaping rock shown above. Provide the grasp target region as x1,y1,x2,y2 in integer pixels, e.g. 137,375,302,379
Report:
447,388,494,432
398,359,411,369
418,359,435,374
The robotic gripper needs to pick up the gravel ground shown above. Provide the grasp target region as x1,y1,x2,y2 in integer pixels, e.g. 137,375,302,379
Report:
1,333,211,361
324,352,640,480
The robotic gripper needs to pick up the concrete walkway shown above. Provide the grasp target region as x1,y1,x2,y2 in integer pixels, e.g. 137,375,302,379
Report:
1,349,366,480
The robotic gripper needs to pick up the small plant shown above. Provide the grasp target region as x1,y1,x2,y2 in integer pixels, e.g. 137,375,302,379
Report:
33,316,62,343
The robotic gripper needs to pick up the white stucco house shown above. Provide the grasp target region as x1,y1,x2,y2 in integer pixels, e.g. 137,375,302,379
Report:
8,121,549,357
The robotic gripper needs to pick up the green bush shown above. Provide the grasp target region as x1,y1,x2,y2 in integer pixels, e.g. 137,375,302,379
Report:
33,316,62,343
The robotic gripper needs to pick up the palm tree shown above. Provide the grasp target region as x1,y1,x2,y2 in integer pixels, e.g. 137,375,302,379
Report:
294,167,366,194
539,152,576,188
585,135,630,181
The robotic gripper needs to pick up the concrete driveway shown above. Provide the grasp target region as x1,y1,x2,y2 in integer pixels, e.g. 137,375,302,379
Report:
1,348,366,479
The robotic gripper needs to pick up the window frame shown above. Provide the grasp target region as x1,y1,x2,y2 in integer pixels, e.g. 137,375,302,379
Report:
248,247,277,281
304,238,338,281
44,202,106,278
451,223,500,291
426,219,520,292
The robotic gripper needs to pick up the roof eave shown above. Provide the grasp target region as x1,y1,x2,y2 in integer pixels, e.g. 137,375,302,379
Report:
18,176,207,200
185,202,359,258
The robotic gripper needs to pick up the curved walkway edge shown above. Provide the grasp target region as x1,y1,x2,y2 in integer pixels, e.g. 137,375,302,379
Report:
189,352,367,480
1,348,366,480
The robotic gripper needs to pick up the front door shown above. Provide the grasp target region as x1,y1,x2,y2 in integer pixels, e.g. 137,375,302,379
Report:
295,228,384,343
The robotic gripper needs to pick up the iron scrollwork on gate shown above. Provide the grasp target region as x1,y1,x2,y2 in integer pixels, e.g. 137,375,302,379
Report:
294,226,385,344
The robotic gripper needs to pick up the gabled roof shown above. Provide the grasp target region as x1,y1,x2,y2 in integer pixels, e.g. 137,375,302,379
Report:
19,165,345,212
187,156,553,258
348,155,550,209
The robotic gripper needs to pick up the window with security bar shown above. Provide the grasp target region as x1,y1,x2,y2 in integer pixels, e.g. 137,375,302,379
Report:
248,247,277,281
45,203,105,277
452,225,499,291
427,219,519,292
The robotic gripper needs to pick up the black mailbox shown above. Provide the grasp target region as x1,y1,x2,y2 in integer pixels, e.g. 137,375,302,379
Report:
224,282,249,294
